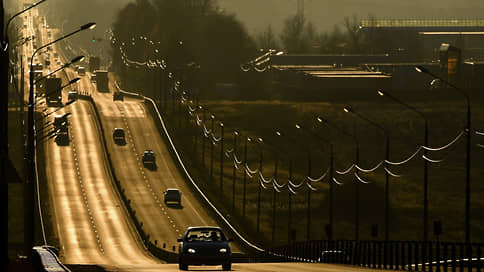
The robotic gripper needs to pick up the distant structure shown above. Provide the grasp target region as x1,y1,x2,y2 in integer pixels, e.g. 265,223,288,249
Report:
359,19,484,60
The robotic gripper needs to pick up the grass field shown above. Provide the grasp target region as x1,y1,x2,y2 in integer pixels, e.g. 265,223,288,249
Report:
160,86,484,247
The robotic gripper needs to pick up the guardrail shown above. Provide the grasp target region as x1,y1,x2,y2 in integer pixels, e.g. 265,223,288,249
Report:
32,246,71,272
271,240,484,271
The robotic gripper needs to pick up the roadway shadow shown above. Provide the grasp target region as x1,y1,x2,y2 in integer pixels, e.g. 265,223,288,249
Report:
165,203,183,209
144,163,158,171
55,136,69,146
186,267,232,271
114,139,127,146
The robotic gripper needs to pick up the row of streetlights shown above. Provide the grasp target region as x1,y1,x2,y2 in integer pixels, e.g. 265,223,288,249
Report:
2,1,49,264
180,84,472,245
117,34,474,244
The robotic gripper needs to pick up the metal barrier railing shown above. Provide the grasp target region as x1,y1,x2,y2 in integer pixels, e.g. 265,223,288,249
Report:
32,246,71,272
271,240,484,271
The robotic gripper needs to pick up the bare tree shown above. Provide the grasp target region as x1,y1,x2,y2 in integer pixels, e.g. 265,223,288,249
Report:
280,14,307,54
256,25,279,50
343,14,363,53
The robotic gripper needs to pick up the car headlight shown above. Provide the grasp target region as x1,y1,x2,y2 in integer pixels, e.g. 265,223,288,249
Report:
188,248,196,254
219,248,227,253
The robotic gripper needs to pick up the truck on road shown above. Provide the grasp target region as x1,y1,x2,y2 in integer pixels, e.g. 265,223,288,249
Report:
45,77,62,107
89,56,100,72
95,70,109,92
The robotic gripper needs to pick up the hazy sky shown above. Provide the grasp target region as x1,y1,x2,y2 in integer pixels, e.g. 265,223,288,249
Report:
8,0,484,37
218,0,484,34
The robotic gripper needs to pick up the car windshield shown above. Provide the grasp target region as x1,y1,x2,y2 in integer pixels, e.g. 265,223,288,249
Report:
185,229,226,242
166,190,179,195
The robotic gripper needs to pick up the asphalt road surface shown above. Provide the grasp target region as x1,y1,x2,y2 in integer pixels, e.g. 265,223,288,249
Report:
93,86,246,253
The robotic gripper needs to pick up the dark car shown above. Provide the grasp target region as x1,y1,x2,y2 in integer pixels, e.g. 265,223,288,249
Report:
68,90,78,101
178,226,232,271
113,91,124,101
142,150,155,165
164,188,181,205
112,128,125,144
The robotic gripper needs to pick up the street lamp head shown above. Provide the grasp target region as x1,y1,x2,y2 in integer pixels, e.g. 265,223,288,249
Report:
210,114,215,120
234,130,239,136
69,78,81,84
295,123,302,129
220,122,224,127
80,22,97,30
257,137,263,143
343,106,353,113
316,116,328,124
415,65,429,74
71,55,85,64
275,131,282,137
377,90,385,96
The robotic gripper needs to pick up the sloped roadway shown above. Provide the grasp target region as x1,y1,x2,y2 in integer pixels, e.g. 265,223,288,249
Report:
44,68,391,272
92,80,244,253
34,10,386,272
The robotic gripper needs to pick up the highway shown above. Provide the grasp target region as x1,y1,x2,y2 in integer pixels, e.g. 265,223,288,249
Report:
93,85,244,253
17,4,395,272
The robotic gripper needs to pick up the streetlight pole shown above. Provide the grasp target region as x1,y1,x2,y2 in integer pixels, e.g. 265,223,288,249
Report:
288,159,293,243
377,89,429,242
344,106,391,241
210,114,215,181
242,137,248,219
201,108,206,167
26,22,96,253
297,123,335,240
274,130,293,243
272,150,278,247
415,65,471,243
2,1,48,263
317,116,361,241
219,122,224,202
252,137,264,236
232,130,239,212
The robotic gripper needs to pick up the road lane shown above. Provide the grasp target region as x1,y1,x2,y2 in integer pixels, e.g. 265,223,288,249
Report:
93,90,248,253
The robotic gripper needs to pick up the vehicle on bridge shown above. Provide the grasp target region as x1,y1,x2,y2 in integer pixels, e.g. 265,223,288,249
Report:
54,114,69,145
45,77,62,107
112,128,126,145
68,90,78,101
95,70,109,92
89,56,100,72
54,114,68,129
113,91,124,101
90,72,96,83
178,226,233,271
142,150,156,168
77,66,86,76
164,188,181,205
